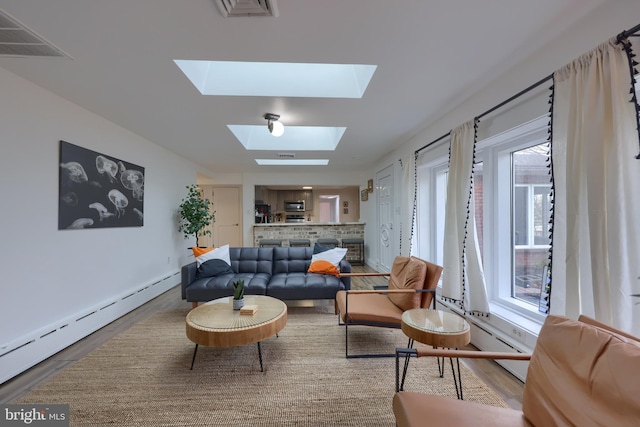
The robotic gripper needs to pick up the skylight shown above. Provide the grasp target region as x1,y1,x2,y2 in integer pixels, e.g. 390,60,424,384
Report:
255,159,329,166
227,125,346,151
174,60,376,98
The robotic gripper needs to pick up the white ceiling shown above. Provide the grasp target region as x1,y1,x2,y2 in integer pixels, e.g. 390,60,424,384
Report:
0,0,608,174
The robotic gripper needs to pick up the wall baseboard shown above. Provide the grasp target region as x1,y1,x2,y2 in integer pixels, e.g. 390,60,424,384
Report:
0,272,180,385
436,300,535,382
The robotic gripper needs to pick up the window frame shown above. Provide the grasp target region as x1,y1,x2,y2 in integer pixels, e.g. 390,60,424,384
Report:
477,116,550,322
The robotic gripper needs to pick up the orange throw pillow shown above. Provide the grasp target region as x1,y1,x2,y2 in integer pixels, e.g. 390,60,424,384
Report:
308,259,340,276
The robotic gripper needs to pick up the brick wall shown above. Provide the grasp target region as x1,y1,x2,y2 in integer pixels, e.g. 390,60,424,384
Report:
253,223,364,247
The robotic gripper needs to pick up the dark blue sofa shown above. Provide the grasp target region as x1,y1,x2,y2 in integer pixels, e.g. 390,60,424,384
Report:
181,247,352,305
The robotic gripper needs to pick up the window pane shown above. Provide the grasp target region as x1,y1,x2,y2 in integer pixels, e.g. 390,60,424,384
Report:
533,186,552,245
513,186,528,246
435,170,448,267
512,143,550,306
473,162,484,262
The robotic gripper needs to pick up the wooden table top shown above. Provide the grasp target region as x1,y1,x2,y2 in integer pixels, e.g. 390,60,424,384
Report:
186,295,287,348
401,309,470,349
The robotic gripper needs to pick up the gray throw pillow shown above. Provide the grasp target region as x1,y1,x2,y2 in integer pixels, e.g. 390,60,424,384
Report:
196,259,234,279
313,243,332,254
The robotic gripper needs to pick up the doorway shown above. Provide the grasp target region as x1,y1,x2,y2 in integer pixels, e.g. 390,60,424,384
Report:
318,195,340,223
376,165,395,273
200,185,242,247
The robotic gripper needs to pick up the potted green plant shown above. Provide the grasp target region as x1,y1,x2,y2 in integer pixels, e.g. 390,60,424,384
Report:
232,280,245,310
178,184,215,247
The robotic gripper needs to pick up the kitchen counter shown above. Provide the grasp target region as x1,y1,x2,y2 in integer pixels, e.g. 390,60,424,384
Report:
253,222,365,247
253,221,365,226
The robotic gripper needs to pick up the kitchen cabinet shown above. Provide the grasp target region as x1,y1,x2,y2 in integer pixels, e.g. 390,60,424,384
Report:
272,190,313,211
302,191,313,210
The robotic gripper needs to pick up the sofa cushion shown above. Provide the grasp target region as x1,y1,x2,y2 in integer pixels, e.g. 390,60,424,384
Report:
273,247,313,273
185,273,270,302
393,392,527,427
335,291,404,324
308,247,347,276
387,256,427,311
229,247,274,275
267,272,345,300
313,242,332,254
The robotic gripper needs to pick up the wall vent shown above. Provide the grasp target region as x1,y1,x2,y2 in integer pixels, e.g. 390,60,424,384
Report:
0,9,71,58
214,0,279,18
278,152,295,159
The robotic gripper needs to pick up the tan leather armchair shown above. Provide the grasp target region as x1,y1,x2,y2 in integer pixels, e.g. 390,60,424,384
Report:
393,314,640,427
335,256,442,358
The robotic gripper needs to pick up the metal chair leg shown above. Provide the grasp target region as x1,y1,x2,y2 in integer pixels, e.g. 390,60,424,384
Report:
190,344,199,370
257,342,264,372
448,351,464,399
400,338,414,390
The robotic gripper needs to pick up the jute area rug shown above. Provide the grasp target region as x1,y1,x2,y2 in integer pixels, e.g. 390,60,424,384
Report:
18,306,509,426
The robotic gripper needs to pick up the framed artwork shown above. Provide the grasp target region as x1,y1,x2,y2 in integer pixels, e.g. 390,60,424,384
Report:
59,140,145,229
360,189,368,201
343,201,349,208
367,179,374,192
343,208,349,214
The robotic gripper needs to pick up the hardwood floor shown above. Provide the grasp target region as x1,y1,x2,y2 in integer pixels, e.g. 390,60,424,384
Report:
0,265,525,410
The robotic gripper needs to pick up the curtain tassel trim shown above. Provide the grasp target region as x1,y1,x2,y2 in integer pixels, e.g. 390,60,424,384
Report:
618,36,640,159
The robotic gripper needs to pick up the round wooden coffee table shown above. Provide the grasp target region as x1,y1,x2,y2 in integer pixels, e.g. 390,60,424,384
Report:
186,295,287,371
400,309,470,399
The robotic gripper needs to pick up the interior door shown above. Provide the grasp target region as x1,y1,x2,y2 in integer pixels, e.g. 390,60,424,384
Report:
202,186,242,247
377,165,395,273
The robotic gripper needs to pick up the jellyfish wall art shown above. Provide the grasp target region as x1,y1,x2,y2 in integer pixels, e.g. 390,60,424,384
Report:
58,140,145,229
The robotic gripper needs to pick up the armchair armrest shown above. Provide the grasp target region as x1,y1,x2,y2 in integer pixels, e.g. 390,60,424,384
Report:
338,272,391,277
345,288,420,295
414,348,531,360
395,347,530,392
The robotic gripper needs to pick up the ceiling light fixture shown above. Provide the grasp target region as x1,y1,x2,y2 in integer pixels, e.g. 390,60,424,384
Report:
264,113,284,137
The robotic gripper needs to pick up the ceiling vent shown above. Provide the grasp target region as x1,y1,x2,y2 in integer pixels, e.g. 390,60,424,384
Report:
0,9,71,58
277,153,295,159
214,0,279,18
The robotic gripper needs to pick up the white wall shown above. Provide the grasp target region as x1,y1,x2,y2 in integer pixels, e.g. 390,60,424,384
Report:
381,1,640,171
364,0,640,374
0,67,203,383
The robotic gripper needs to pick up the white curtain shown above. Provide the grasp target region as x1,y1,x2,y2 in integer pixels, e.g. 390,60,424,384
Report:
552,38,640,336
399,154,416,256
442,121,490,314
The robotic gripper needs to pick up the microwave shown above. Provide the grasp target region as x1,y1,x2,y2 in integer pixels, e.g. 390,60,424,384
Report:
284,200,305,212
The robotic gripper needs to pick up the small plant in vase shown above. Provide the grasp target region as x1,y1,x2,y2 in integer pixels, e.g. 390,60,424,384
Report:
232,280,245,310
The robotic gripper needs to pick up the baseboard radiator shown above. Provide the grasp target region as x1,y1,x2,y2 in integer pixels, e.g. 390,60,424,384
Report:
436,300,534,382
0,271,180,385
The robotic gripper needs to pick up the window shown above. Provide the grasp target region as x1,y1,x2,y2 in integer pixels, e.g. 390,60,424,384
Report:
479,117,550,318
416,116,551,323
415,155,448,267
511,144,551,306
